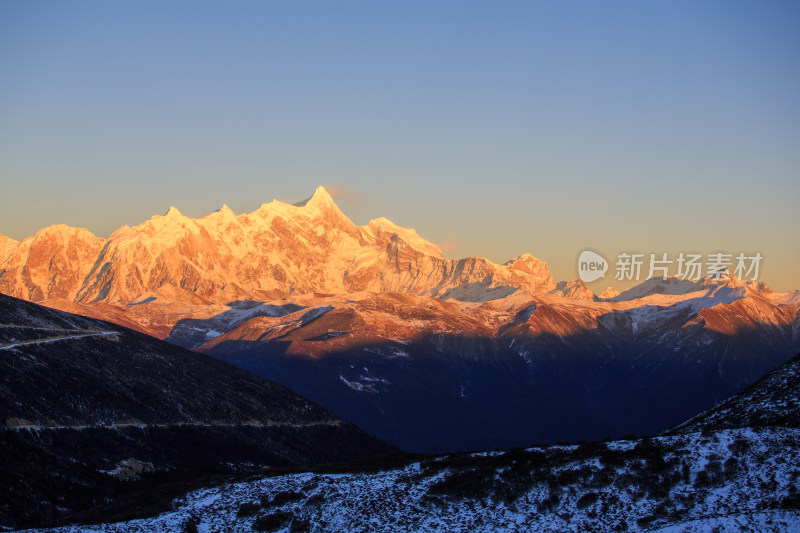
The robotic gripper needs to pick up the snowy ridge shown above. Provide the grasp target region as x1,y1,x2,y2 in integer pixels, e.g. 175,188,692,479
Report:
0,232,18,264
25,428,800,532
0,186,555,305
669,352,800,433
549,279,596,301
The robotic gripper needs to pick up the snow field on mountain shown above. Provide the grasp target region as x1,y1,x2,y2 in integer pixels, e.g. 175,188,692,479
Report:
32,427,800,533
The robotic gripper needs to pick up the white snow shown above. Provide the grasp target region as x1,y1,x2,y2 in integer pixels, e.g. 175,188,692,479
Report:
21,427,800,533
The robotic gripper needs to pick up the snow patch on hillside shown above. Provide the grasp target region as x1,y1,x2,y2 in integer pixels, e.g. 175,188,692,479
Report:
27,428,800,533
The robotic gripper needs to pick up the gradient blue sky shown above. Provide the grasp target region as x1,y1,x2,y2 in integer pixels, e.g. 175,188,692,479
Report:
1,1,798,290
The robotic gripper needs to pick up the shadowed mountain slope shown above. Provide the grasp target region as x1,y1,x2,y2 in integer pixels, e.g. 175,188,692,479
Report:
669,352,800,433
25,347,800,533
0,294,391,530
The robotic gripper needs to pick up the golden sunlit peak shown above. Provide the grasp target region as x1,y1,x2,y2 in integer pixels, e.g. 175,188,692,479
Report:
294,185,335,209
163,206,183,218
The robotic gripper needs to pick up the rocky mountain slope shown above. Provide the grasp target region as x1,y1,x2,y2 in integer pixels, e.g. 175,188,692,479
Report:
0,294,391,530
669,352,800,434
25,352,800,533
186,283,798,452
0,225,104,302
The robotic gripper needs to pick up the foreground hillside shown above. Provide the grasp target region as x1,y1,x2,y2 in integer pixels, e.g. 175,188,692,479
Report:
670,353,800,434
26,353,800,532
0,295,391,530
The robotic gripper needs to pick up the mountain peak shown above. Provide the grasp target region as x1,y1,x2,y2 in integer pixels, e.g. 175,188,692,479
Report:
366,217,444,258
251,186,352,228
294,185,335,209
213,204,236,218
163,206,183,218
600,286,620,299
614,276,701,301
0,233,19,263
200,204,238,226
698,269,774,295
33,224,99,240
505,254,547,272
550,279,596,301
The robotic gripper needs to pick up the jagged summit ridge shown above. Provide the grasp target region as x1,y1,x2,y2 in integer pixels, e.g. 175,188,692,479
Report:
0,187,555,304
612,272,773,302
366,217,444,259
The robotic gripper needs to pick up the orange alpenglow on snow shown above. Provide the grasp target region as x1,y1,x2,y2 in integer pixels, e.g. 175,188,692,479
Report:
0,186,554,306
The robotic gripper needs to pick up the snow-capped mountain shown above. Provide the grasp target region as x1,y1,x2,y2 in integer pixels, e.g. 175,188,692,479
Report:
0,186,554,305
54,273,790,453
1,187,799,452
611,272,773,302
0,233,18,264
4,187,800,530
184,285,798,452
0,225,104,302
549,278,596,300
599,286,621,299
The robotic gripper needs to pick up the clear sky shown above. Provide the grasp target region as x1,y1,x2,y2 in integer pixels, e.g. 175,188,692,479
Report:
1,1,798,291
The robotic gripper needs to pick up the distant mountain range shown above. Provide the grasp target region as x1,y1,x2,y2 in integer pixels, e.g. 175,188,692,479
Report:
0,186,553,305
194,282,798,452
1,187,799,453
